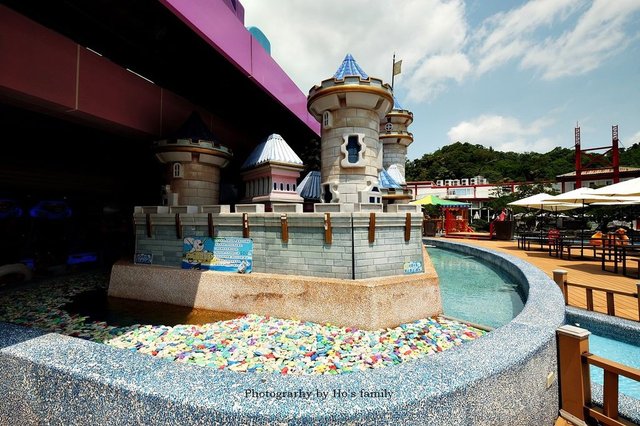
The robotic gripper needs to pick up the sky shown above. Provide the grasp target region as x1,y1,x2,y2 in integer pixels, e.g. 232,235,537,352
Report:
241,0,640,160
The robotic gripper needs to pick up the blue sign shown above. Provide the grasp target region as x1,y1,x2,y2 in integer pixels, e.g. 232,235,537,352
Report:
134,252,153,265
403,261,423,274
182,237,253,273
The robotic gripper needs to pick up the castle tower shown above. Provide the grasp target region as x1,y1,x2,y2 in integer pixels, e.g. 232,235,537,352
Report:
152,112,232,206
379,96,413,184
307,54,394,210
240,133,304,208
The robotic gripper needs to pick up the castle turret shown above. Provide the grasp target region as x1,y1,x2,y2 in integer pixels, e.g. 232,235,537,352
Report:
153,112,232,205
307,54,394,210
380,96,413,183
240,133,304,208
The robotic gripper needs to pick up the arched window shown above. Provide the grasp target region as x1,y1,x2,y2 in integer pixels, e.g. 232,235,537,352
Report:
172,163,183,178
274,182,277,190
293,184,296,191
280,183,284,191
346,136,360,163
286,183,290,191
340,133,366,168
323,111,332,128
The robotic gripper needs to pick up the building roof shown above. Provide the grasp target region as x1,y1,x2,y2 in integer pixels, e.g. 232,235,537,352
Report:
556,166,640,179
241,133,303,169
393,95,404,110
333,54,368,80
297,171,321,200
378,169,402,189
387,165,406,185
174,111,219,143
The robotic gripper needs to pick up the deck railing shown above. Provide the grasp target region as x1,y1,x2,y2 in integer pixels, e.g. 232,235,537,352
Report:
553,270,640,322
557,325,640,426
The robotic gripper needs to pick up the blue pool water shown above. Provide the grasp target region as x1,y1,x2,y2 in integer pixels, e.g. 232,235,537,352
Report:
590,334,640,400
426,246,525,329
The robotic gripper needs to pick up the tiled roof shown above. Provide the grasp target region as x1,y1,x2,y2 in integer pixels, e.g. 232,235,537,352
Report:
556,166,640,178
174,111,219,142
241,134,303,169
297,171,321,200
387,165,406,185
393,95,404,110
333,53,368,79
379,169,402,189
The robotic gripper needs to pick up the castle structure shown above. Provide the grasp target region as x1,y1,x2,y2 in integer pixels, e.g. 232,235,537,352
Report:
110,53,436,330
240,133,304,208
307,54,395,211
380,96,414,184
152,112,232,206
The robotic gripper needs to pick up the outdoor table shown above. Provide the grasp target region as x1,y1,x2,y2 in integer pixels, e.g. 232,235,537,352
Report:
620,244,640,278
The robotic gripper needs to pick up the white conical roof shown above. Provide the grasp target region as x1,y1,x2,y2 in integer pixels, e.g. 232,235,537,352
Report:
241,134,303,169
387,164,406,185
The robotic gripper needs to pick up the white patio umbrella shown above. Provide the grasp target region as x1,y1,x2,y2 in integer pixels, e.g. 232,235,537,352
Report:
592,177,640,197
543,187,640,204
508,193,581,211
508,193,581,239
543,187,640,256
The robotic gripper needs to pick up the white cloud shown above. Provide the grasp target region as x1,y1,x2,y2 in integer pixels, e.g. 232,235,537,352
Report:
627,130,640,145
521,0,640,79
406,53,471,102
447,114,557,152
242,0,469,101
474,0,640,80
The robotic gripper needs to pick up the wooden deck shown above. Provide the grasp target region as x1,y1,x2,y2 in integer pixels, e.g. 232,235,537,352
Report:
442,237,639,322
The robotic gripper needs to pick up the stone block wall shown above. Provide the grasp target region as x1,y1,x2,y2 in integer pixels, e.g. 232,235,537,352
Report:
382,143,407,178
169,162,221,205
321,108,382,204
134,211,424,280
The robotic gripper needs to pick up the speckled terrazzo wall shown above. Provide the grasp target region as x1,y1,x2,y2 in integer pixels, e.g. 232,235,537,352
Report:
0,239,565,425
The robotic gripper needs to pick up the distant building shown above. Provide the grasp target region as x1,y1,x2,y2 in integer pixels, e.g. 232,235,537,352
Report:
556,167,640,193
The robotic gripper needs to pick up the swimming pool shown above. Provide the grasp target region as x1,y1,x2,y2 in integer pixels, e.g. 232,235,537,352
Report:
426,246,525,328
590,334,640,400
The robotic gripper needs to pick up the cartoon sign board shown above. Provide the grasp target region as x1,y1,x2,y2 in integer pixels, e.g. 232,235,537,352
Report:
182,237,253,273
403,261,423,274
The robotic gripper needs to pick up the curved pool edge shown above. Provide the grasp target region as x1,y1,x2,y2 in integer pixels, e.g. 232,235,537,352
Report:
0,239,566,425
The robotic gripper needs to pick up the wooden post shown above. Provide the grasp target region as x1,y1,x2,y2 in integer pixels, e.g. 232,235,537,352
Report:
586,288,594,311
602,370,619,419
207,213,215,237
324,213,332,244
557,325,592,424
404,213,411,242
637,283,640,322
242,213,250,238
368,213,376,244
145,213,152,238
553,269,568,305
606,292,615,316
280,214,289,243
175,213,182,239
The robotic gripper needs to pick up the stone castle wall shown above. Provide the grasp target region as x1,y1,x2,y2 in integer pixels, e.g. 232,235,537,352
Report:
133,209,424,280
382,143,407,178
321,108,382,204
169,163,221,205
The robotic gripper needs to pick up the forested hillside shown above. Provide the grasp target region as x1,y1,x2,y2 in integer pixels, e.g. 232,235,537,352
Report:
405,142,640,183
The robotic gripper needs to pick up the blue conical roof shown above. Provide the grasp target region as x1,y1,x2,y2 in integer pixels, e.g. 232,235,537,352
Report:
378,169,402,189
333,54,368,79
393,95,404,110
297,171,321,200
